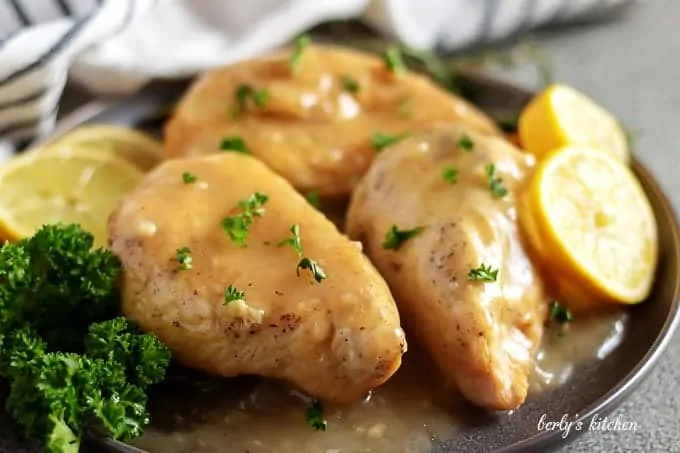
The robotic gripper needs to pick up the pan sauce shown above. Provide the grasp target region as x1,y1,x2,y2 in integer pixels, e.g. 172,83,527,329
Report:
133,311,628,453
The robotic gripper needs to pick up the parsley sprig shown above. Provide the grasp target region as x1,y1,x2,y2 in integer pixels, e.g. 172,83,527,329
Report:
458,134,474,151
278,224,303,255
220,136,251,154
305,399,327,431
182,172,197,184
382,225,425,251
305,191,320,209
175,246,192,270
370,132,409,152
220,192,269,247
383,45,406,76
340,75,359,93
442,165,459,184
232,85,269,117
485,164,508,198
549,301,572,324
279,224,326,283
224,285,245,305
297,258,327,283
467,263,498,282
289,34,311,74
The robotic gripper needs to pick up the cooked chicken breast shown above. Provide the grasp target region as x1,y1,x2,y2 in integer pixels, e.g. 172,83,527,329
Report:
345,123,547,410
164,45,499,198
107,153,406,404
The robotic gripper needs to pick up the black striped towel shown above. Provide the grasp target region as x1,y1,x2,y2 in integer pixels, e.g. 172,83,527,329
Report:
0,0,637,149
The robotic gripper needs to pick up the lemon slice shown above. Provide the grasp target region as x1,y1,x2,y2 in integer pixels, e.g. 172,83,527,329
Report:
518,84,629,163
45,124,163,171
518,145,657,311
0,148,142,247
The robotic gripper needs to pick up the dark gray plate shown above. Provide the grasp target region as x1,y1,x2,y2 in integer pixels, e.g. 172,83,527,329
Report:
3,73,679,453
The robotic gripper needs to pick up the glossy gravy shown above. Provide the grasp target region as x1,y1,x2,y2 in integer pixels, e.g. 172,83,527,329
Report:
133,311,628,453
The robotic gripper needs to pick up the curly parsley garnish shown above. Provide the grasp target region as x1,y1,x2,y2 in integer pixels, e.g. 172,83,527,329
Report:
549,301,572,324
220,136,251,154
382,225,425,251
458,134,474,151
182,172,197,184
305,399,327,431
485,163,508,198
340,75,359,93
467,263,498,282
442,165,459,184
279,224,326,283
220,192,269,247
224,285,245,304
0,224,170,451
176,246,192,270
383,45,406,76
370,132,409,152
232,85,269,117
289,34,311,74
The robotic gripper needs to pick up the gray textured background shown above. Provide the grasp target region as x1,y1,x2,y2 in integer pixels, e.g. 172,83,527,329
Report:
524,1,680,452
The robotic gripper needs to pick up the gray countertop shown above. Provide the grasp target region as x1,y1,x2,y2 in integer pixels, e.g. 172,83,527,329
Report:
523,2,680,452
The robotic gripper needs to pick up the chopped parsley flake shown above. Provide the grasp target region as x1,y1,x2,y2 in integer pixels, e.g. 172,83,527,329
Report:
289,34,311,74
176,246,192,271
467,264,498,282
278,224,303,256
182,172,197,184
235,85,251,106
383,45,406,76
251,90,269,108
549,301,572,324
485,163,508,198
458,133,475,151
220,192,269,247
278,224,326,283
442,165,459,184
224,285,245,304
305,399,327,431
382,225,425,251
297,257,327,283
370,132,409,152
340,75,359,93
305,191,320,209
220,137,251,154
232,85,269,117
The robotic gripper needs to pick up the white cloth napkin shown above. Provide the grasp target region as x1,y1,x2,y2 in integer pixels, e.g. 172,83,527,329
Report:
0,0,637,145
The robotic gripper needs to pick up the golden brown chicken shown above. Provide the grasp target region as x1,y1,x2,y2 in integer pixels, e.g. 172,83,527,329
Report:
164,45,500,198
345,123,547,410
107,152,407,404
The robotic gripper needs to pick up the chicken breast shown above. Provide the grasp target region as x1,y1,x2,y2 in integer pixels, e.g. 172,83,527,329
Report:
107,153,406,404
345,123,547,410
165,45,500,198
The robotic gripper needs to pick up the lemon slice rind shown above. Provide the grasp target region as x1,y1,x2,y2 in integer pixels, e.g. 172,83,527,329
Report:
521,145,657,309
